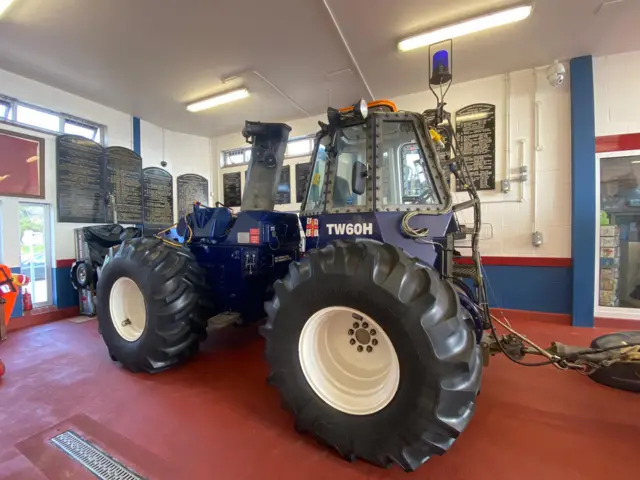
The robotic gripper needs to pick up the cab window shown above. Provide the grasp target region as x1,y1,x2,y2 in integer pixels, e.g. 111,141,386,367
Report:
331,124,367,208
304,144,327,210
379,121,440,206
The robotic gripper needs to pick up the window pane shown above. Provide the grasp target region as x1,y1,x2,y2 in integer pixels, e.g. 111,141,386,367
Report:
286,138,312,157
64,120,98,140
379,121,440,206
0,102,11,119
19,204,51,306
305,144,327,211
331,125,367,208
229,153,244,165
16,105,60,131
599,155,640,309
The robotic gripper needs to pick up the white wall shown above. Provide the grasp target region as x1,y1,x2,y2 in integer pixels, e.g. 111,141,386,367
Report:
0,68,212,268
595,50,640,136
211,67,573,258
140,121,213,217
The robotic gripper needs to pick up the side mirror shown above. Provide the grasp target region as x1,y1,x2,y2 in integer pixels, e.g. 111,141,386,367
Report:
351,161,367,195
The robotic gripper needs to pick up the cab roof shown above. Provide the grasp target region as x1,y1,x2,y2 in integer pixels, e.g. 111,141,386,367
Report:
339,100,398,114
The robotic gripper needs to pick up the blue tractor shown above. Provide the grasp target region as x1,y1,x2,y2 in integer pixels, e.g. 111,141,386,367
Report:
97,69,640,472
97,99,485,470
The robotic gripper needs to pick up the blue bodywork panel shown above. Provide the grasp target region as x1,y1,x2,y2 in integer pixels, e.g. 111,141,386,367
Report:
161,206,478,335
301,211,453,266
163,207,302,322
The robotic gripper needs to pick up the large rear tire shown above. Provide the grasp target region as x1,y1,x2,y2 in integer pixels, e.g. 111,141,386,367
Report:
97,237,208,373
262,240,482,471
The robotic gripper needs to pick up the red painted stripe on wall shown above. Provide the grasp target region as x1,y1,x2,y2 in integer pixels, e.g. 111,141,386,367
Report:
596,133,640,153
454,256,572,267
56,259,75,269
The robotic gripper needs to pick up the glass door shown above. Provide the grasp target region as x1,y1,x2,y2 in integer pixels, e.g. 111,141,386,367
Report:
596,150,640,320
19,203,52,307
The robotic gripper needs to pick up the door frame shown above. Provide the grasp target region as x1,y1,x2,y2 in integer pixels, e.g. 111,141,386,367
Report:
18,201,54,308
594,148,640,320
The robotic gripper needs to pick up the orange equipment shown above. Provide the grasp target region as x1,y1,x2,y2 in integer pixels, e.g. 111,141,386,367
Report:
0,265,29,379
0,266,29,324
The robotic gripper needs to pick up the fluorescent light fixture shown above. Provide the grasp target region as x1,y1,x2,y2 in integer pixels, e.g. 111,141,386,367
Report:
0,0,17,17
187,88,249,112
398,5,533,52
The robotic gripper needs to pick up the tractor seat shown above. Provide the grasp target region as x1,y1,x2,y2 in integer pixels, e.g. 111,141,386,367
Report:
191,206,234,240
333,176,353,207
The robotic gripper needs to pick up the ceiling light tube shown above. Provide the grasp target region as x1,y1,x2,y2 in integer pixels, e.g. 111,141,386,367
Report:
398,5,533,52
187,88,249,112
0,0,17,17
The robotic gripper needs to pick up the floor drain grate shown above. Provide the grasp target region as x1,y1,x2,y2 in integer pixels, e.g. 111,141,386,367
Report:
50,430,145,480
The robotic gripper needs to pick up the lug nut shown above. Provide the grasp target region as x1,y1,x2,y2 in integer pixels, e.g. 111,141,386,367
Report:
370,329,376,336
357,346,363,352
350,339,356,345
353,322,359,329
366,346,373,353
372,339,378,346
348,329,354,335
122,319,131,327
362,322,369,329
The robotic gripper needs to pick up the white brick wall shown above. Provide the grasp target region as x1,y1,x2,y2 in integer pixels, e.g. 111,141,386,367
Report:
595,50,640,136
212,68,573,258
141,122,214,219
0,68,212,267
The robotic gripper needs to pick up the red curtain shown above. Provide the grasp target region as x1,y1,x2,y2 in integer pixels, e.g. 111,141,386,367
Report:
0,132,41,197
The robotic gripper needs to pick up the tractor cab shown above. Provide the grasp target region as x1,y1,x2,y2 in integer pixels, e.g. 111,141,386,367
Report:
300,99,455,266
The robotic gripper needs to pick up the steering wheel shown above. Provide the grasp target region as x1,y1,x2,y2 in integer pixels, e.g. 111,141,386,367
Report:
411,188,437,205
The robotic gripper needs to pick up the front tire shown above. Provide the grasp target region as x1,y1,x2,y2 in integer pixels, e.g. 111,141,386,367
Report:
97,238,208,373
262,240,482,471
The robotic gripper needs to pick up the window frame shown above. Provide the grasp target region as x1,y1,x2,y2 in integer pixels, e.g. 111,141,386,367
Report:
221,135,316,168
0,94,106,145
63,117,101,142
0,98,12,120
395,141,441,206
327,124,369,211
372,114,450,214
221,147,252,168
595,148,640,321
301,139,328,214
18,202,54,308
285,136,314,159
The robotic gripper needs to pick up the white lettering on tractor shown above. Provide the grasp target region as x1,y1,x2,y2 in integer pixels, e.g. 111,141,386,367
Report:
326,222,373,236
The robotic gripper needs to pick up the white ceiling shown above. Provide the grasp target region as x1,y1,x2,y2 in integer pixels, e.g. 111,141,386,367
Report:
1,0,639,137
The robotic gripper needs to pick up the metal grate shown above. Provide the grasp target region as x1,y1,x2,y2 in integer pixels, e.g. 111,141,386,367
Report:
50,430,146,480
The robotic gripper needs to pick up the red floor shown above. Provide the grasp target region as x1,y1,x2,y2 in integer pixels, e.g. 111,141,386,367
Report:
0,318,637,480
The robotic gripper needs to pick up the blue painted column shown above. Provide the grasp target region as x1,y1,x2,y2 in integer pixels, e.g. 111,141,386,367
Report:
9,266,22,318
133,116,141,155
570,56,596,327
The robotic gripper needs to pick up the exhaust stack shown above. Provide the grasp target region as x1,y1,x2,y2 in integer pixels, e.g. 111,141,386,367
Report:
240,121,292,211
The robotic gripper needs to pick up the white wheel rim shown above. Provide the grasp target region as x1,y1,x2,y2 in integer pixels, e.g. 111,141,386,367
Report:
109,277,146,342
298,306,400,415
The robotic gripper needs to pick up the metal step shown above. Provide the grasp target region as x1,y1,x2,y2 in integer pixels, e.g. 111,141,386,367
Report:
453,264,478,278
207,311,242,330
50,430,145,480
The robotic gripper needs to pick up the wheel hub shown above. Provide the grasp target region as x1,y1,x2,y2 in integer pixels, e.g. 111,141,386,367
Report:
298,306,400,415
109,277,146,342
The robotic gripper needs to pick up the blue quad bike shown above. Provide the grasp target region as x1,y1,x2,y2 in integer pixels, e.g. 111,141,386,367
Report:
97,99,640,471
